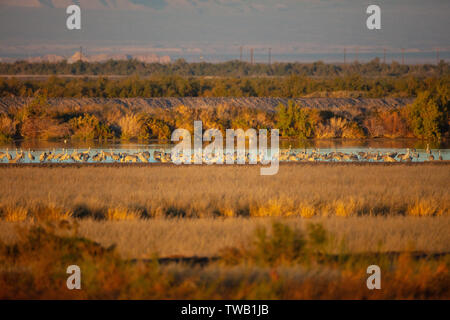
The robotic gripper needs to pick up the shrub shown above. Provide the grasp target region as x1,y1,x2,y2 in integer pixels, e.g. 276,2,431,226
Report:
364,110,410,138
21,117,70,140
277,101,319,139
251,222,306,265
118,114,142,140
378,110,409,138
407,90,448,140
0,115,17,140
316,117,365,139
221,222,333,266
342,121,366,139
306,223,330,254
315,117,347,138
138,114,172,140
70,113,111,140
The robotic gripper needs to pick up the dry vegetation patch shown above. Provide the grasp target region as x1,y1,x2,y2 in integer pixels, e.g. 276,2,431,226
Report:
0,164,448,219
0,221,448,299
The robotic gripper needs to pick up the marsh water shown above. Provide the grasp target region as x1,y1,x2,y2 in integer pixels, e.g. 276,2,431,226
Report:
1,139,449,163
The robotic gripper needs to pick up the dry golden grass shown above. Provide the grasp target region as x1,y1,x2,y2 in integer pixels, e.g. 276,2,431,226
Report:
1,216,449,258
0,164,448,219
407,198,444,216
106,207,141,221
2,206,28,222
0,222,448,299
0,204,72,222
0,164,448,259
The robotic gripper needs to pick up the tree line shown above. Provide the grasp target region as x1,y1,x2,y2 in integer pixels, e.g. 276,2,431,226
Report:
1,74,448,98
0,59,448,77
0,87,448,142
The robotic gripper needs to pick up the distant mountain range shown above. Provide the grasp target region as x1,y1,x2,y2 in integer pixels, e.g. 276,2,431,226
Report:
0,0,223,11
1,0,169,10
0,52,171,64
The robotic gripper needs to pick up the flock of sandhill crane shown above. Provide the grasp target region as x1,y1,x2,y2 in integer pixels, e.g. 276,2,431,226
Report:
0,147,157,164
279,144,443,162
0,144,445,164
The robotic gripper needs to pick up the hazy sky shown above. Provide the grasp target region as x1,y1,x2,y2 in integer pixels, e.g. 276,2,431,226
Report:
0,0,449,59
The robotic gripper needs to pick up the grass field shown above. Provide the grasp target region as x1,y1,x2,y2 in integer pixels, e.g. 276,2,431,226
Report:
0,163,448,219
1,217,449,258
0,163,449,299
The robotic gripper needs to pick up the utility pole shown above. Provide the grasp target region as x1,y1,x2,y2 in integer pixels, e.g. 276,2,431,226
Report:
240,46,243,62
268,48,271,65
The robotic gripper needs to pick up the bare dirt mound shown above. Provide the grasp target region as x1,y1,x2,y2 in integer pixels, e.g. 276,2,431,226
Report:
0,97,413,114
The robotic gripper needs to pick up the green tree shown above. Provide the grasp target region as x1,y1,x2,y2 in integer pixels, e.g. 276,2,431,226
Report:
408,90,449,140
277,101,318,139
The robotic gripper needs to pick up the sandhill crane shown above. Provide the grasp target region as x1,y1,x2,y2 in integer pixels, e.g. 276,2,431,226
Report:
153,150,161,161
137,152,149,163
141,150,151,160
60,149,70,161
72,153,82,162
39,151,47,162
5,148,12,161
438,150,443,161
386,152,397,158
426,143,431,155
111,151,120,161
428,152,435,161
54,149,64,161
160,152,171,163
123,154,138,163
92,152,102,162
9,149,23,163
71,149,81,162
398,148,411,161
46,148,56,161
28,149,35,161
383,154,397,162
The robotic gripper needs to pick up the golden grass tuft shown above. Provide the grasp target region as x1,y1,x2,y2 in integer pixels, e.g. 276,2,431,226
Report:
106,207,141,221
299,203,316,218
118,114,142,140
0,204,71,222
334,199,357,217
30,204,72,221
1,206,28,222
222,208,235,217
251,198,296,217
407,199,444,217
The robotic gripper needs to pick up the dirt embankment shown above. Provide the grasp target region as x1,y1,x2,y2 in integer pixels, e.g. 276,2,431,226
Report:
0,97,414,114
